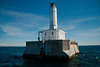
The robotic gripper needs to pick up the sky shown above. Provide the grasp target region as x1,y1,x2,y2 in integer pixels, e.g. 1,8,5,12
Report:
0,0,100,46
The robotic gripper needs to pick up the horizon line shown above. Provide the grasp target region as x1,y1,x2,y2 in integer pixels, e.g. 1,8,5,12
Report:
0,44,100,47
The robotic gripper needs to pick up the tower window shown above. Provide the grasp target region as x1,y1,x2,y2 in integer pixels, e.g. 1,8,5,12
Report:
45,33,46,36
52,32,53,35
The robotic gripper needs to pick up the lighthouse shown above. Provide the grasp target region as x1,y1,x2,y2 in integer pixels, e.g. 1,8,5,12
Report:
23,3,79,60
49,3,57,30
38,3,65,41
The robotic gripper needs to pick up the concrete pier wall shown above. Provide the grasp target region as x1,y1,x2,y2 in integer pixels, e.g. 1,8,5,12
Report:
23,40,79,60
45,40,62,56
24,41,44,55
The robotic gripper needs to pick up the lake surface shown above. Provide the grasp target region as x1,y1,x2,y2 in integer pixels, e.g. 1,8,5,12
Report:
0,45,100,67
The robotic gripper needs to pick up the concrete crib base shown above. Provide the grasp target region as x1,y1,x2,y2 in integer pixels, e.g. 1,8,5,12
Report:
23,54,78,61
23,40,79,61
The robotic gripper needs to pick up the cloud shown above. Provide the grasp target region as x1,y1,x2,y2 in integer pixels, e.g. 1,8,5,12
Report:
58,17,98,31
76,27,100,37
0,9,48,28
78,32,100,37
91,27,100,31
0,9,49,37
38,25,49,30
0,24,32,37
79,44,100,46
58,25,76,31
0,43,6,46
0,43,25,46
69,17,96,23
0,9,48,22
76,29,100,37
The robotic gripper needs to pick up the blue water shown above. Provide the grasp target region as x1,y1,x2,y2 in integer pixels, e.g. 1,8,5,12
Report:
0,46,100,67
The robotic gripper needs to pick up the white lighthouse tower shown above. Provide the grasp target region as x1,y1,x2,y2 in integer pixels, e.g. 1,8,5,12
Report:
49,3,57,30
38,3,65,41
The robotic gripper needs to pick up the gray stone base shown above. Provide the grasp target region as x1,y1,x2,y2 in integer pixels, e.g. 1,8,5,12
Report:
23,40,79,61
